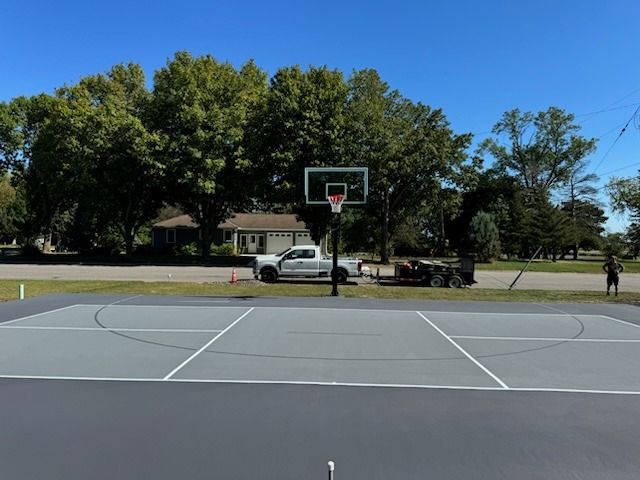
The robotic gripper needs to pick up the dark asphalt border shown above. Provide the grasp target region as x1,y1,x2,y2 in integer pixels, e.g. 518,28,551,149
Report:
2,379,640,480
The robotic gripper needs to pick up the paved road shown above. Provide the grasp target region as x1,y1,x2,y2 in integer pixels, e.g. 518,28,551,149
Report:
1,263,638,292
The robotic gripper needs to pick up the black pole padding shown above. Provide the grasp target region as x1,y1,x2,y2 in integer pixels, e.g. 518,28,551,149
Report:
330,213,340,296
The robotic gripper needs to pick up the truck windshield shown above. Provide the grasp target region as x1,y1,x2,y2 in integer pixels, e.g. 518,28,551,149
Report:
275,248,291,257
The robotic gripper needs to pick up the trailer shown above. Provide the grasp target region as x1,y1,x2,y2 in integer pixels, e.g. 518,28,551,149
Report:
363,257,476,288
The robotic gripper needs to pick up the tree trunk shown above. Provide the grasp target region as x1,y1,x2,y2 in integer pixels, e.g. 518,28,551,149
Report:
201,220,212,258
123,227,135,256
380,189,390,264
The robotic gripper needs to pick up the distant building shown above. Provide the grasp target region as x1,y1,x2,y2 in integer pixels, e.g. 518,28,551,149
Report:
152,213,312,254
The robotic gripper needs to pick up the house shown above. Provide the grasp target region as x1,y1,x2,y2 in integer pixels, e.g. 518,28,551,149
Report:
152,213,313,254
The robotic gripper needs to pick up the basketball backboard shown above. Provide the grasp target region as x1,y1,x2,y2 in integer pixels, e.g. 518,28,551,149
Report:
304,167,368,205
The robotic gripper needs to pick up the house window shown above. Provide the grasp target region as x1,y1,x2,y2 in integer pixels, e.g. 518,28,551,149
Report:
258,235,264,249
224,230,233,243
166,229,176,244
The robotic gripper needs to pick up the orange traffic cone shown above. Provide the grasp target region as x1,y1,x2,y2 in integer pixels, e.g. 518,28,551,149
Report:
230,268,238,284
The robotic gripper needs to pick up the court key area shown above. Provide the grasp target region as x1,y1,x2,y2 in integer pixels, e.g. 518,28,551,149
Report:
2,294,640,480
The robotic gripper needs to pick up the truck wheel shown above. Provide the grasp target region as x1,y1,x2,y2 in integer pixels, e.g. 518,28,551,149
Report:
447,275,463,288
333,268,348,284
260,268,278,283
429,275,444,288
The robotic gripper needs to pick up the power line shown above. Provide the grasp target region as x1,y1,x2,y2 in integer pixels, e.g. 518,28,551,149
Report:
590,105,640,174
598,161,640,177
601,86,640,110
576,102,640,119
596,121,629,139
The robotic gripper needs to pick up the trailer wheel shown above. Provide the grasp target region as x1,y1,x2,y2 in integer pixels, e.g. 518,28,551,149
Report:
429,275,444,288
260,268,278,283
333,268,348,284
447,275,463,288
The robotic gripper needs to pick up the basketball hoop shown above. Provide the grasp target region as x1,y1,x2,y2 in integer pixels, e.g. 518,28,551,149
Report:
328,194,345,214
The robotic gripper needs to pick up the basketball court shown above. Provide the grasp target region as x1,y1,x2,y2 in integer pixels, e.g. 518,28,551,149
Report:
2,294,640,479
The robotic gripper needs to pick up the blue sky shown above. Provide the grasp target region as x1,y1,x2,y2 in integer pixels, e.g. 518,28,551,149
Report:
2,0,639,231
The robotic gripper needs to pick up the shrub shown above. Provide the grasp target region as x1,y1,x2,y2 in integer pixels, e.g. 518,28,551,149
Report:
179,242,200,256
133,244,159,256
210,243,237,256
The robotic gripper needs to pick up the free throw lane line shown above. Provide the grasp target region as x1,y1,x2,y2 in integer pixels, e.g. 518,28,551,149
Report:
416,311,509,389
162,307,255,380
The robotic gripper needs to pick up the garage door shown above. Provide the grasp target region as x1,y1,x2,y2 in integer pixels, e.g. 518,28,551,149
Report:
295,232,312,245
266,232,293,254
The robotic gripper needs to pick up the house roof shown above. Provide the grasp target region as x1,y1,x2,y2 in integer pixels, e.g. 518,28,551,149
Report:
153,214,198,229
154,213,308,231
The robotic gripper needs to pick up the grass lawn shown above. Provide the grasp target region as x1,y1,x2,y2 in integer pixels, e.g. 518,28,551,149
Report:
0,279,637,304
473,259,640,274
361,257,640,274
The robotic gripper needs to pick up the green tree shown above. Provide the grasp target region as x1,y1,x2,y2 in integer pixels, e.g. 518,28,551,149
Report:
447,169,525,257
17,94,89,248
345,69,474,262
0,173,22,243
258,65,349,243
60,63,164,255
480,107,597,197
607,175,640,259
602,232,626,258
152,52,268,256
525,195,573,261
468,211,500,262
559,199,606,257
0,101,25,174
560,160,603,259
607,176,640,217
625,222,640,258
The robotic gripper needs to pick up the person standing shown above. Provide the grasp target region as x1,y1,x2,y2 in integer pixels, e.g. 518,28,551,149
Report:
603,255,624,296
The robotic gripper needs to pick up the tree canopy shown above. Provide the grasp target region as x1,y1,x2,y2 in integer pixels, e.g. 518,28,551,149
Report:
152,52,268,255
0,51,614,262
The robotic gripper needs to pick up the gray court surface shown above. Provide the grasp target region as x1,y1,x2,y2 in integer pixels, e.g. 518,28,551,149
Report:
2,294,640,479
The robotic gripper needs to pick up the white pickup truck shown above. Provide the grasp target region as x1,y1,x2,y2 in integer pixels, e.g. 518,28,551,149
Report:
252,245,362,283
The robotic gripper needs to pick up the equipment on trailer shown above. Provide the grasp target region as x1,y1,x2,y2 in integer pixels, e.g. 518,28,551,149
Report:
365,257,476,288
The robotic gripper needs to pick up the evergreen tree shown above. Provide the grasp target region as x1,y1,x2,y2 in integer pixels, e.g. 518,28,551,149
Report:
468,211,500,262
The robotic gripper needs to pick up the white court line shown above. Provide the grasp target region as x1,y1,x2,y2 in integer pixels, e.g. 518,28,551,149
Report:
600,315,640,330
0,325,223,333
1,375,640,396
71,304,607,316
176,300,231,303
163,307,255,380
420,310,608,318
450,335,640,343
75,303,247,309
416,311,509,389
0,304,80,326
